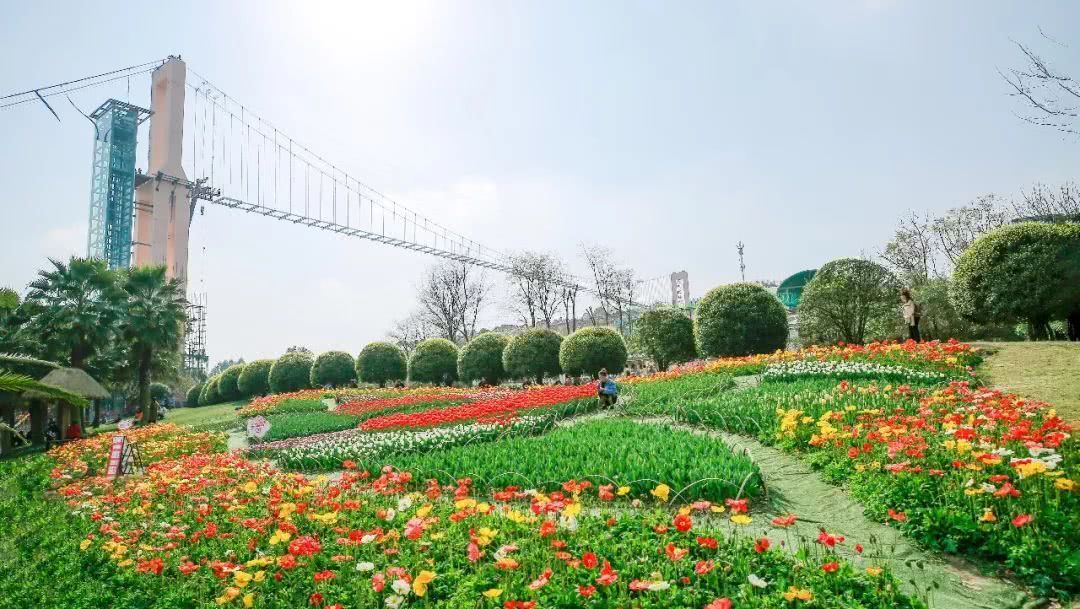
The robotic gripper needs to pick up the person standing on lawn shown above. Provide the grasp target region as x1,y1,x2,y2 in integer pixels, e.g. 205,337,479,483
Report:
597,368,618,406
901,288,921,342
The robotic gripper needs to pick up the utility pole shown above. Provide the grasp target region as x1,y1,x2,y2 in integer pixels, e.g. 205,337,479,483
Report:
736,241,746,281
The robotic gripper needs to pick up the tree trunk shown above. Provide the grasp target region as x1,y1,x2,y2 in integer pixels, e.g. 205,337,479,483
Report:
93,399,102,428
0,404,13,456
139,351,154,423
1068,310,1080,342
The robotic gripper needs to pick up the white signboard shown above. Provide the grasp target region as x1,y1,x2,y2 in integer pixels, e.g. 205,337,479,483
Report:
117,418,134,431
247,415,271,439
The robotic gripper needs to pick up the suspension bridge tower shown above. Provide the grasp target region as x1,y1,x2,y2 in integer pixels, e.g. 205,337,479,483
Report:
132,56,192,286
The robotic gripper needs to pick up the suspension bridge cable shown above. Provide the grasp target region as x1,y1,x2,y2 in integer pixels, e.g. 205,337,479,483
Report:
0,59,165,101
0,67,158,110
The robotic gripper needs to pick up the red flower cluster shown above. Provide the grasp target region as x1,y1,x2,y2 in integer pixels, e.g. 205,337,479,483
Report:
360,384,598,431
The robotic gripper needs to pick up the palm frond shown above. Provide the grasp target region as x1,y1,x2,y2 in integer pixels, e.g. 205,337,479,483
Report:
0,370,89,407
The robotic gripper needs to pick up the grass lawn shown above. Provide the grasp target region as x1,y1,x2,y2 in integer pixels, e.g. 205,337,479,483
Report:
974,341,1080,424
92,400,248,434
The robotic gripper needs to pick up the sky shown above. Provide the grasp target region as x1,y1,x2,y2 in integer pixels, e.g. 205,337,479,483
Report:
1,0,1078,366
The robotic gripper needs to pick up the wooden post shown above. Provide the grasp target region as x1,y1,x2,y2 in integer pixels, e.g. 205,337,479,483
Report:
56,401,70,438
29,400,46,446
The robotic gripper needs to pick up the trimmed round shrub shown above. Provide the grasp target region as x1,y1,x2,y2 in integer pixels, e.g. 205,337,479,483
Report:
796,260,900,346
200,375,221,405
503,328,563,383
357,342,408,387
408,338,459,385
150,382,172,404
310,351,357,387
185,383,204,407
559,326,627,377
951,222,1080,339
457,332,510,384
696,282,789,356
238,359,274,397
634,307,696,370
269,351,315,394
218,364,245,402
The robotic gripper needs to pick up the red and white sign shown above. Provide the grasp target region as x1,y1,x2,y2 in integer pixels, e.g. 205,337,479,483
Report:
105,435,127,479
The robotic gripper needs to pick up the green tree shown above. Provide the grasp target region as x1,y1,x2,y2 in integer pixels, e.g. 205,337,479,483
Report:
408,338,459,385
503,328,563,384
237,359,274,397
695,283,789,357
150,382,172,404
218,364,245,401
797,259,900,346
269,351,314,394
185,382,204,407
457,332,509,385
209,357,245,377
634,307,696,370
19,257,124,369
120,266,187,423
951,222,1080,340
356,342,408,387
559,326,627,377
310,351,356,387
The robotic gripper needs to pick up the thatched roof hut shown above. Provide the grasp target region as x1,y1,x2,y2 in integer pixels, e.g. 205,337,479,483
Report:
25,368,109,401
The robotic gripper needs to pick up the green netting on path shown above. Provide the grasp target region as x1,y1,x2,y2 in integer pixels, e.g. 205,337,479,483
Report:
628,416,1034,609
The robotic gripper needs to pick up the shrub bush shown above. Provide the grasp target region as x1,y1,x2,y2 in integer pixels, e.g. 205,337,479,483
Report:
200,375,221,405
269,351,314,394
634,307,696,370
503,328,563,383
457,332,510,384
150,382,172,405
356,342,407,387
797,259,899,346
951,222,1080,340
185,383,204,407
237,359,273,397
559,326,627,377
696,282,789,356
408,338,459,385
217,365,245,402
309,351,356,387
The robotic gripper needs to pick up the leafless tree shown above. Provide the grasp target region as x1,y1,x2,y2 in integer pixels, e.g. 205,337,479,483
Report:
1015,181,1080,220
583,306,599,326
581,244,618,325
1001,32,1080,135
507,252,563,329
389,310,435,358
611,267,637,336
416,262,491,343
880,211,938,287
559,276,580,334
931,195,1012,267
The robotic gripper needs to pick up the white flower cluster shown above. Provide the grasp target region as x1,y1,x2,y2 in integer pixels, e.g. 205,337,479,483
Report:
762,360,948,383
252,415,555,469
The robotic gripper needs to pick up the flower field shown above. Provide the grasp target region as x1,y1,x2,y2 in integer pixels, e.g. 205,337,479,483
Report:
2,339,1074,607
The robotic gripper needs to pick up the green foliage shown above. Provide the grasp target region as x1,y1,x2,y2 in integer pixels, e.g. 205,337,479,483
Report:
385,419,762,502
120,266,187,422
457,332,509,384
217,364,245,402
558,326,627,377
502,328,562,383
209,357,245,377
237,359,273,397
695,282,789,357
19,257,125,369
200,375,221,405
257,412,360,443
0,287,18,313
408,338,459,384
634,307,696,370
309,351,356,387
356,342,407,387
185,383,204,407
951,222,1080,338
269,351,314,394
797,258,900,346
150,382,172,404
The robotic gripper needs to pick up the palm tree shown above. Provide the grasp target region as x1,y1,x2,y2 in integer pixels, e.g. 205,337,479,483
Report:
20,258,124,368
121,266,187,424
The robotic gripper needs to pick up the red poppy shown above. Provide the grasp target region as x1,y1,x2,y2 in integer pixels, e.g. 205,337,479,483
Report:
582,552,598,569
696,536,718,549
822,561,839,573
754,537,770,553
578,585,596,597
309,592,324,606
705,599,733,609
673,513,693,533
694,560,715,575
313,570,336,582
1011,514,1033,527
288,535,322,557
771,514,797,527
887,509,907,523
596,560,618,586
